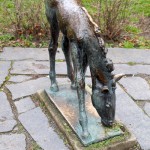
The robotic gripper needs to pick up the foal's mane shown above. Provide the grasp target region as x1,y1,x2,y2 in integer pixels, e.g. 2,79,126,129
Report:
81,7,105,47
81,7,101,36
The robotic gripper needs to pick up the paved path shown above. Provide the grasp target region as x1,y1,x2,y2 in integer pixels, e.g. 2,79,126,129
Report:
0,47,150,150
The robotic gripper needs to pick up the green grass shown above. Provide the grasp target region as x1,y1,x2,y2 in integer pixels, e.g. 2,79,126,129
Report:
0,34,14,42
132,0,150,17
0,0,15,30
82,0,97,14
122,41,134,48
125,25,141,34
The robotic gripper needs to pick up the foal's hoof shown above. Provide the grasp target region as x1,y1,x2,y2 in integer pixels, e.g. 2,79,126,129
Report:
82,131,90,139
50,84,59,92
71,83,77,90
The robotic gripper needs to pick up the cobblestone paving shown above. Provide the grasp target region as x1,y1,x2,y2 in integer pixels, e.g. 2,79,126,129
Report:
0,47,150,150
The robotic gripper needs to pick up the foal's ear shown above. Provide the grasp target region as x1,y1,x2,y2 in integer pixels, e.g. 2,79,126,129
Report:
114,74,125,82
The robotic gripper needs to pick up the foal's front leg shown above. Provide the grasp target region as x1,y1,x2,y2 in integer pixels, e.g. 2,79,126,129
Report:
46,8,59,92
70,41,89,138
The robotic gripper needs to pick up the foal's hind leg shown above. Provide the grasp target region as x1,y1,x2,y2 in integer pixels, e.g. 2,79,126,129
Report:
46,8,59,92
62,35,76,89
70,41,89,138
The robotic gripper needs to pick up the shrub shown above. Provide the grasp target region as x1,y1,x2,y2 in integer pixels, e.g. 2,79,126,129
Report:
82,0,132,41
0,0,49,39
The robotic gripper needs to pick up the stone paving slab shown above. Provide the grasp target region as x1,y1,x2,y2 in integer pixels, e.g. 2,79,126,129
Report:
7,77,50,100
15,97,36,114
0,134,26,150
2,47,150,149
19,107,68,150
144,103,150,117
0,47,64,61
0,120,17,133
108,48,150,64
0,92,17,132
116,85,150,150
6,77,71,100
119,77,150,100
10,75,32,83
0,61,11,86
11,61,61,75
11,61,150,77
113,64,150,75
45,76,92,85
11,61,91,76
1,47,150,64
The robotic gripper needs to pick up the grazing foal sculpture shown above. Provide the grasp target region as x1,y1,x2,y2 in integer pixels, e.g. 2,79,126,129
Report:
45,0,124,138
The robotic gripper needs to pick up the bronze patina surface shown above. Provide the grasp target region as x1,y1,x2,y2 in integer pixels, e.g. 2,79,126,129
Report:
45,0,124,139
45,84,123,146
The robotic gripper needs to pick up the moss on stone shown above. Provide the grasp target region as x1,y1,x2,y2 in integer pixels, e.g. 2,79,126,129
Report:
127,62,137,66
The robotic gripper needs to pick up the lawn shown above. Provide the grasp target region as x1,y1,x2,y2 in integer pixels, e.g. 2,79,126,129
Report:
0,0,149,49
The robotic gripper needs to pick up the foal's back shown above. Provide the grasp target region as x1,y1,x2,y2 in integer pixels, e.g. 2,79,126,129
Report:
45,0,94,39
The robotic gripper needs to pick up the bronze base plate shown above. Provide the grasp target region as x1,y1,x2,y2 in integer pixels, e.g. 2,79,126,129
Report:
44,84,123,146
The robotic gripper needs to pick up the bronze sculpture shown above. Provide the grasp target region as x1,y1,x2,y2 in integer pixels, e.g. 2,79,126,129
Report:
45,0,124,138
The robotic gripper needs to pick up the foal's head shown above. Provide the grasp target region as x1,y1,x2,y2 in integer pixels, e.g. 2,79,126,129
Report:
89,37,124,126
91,74,124,127
85,36,124,127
